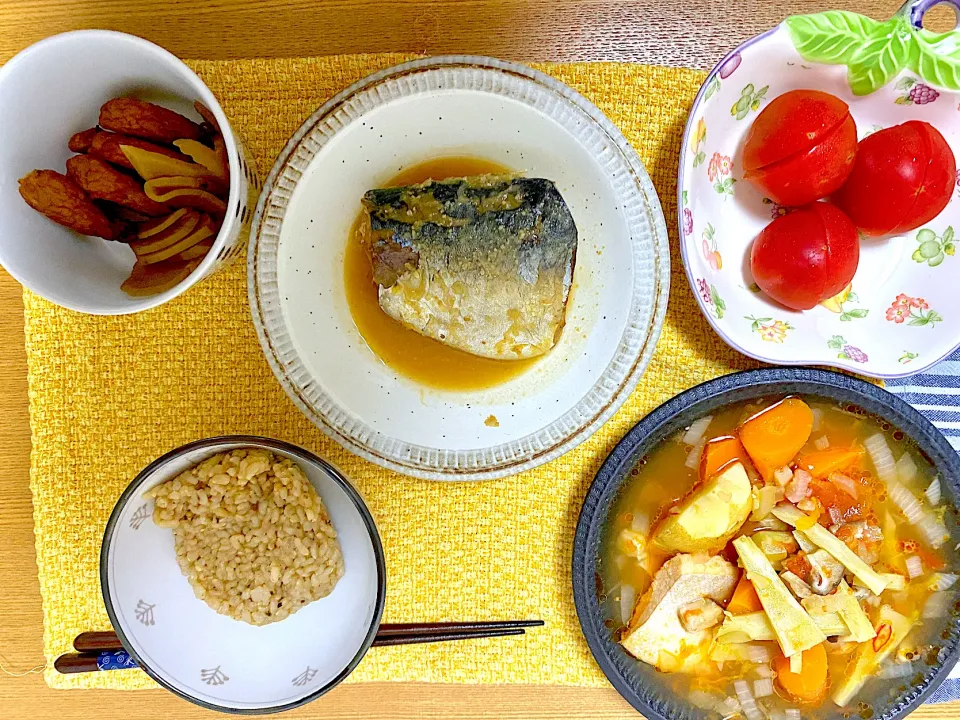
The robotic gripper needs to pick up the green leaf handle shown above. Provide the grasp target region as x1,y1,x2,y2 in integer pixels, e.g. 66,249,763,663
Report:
786,11,881,65
847,25,913,95
786,0,960,95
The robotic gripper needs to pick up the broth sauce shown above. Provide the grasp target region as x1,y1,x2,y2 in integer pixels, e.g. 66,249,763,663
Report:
343,157,539,391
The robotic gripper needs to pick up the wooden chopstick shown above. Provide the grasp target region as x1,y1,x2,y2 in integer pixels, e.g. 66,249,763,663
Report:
372,627,526,646
74,631,123,653
54,653,111,674
375,620,544,637
73,620,544,654
61,620,543,674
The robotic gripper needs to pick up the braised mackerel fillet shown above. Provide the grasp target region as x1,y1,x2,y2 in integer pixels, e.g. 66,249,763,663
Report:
362,175,578,360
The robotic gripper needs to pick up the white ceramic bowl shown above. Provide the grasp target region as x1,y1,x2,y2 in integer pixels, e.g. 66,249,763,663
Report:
679,1,960,378
250,56,670,481
0,30,260,314
101,437,386,714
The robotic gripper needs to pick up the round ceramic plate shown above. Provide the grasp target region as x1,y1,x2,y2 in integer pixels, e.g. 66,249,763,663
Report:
249,56,669,481
679,0,960,378
101,437,386,714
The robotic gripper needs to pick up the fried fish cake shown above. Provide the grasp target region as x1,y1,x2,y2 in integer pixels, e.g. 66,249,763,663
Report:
89,131,186,170
66,155,168,216
99,98,202,143
18,170,119,239
67,127,98,153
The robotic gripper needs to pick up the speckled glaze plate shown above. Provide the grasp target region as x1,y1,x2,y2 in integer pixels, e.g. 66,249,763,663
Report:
249,56,669,481
679,0,960,378
573,368,960,720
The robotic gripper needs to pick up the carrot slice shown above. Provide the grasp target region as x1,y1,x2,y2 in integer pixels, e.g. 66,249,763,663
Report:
796,445,864,477
726,573,763,615
738,397,814,479
699,435,748,482
773,642,828,704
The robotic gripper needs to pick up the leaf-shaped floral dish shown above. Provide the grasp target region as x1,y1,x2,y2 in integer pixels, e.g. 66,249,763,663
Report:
679,0,960,378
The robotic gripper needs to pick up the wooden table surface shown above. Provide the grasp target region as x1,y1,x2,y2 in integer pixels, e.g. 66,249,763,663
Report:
2,1,959,718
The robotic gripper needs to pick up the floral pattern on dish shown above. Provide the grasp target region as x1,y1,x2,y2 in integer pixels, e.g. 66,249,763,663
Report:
912,226,955,267
129,503,150,531
820,285,869,322
719,53,742,79
704,75,721,102
895,77,940,105
135,599,156,626
701,223,722,270
703,53,743,103
697,278,726,319
885,294,943,328
746,316,793,343
828,335,869,363
682,190,693,236
690,119,707,167
696,278,711,304
292,667,319,687
730,83,769,120
201,666,229,686
708,153,736,196
762,197,790,219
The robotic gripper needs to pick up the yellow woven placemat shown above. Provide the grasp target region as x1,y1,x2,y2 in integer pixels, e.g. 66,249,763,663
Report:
24,55,758,690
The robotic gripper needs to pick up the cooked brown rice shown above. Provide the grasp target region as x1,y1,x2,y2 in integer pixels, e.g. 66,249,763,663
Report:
145,448,344,626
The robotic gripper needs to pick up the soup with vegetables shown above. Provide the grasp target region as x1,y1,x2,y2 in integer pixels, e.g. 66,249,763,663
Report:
601,396,958,719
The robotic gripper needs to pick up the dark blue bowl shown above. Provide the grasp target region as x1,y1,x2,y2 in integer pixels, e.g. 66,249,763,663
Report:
572,368,960,720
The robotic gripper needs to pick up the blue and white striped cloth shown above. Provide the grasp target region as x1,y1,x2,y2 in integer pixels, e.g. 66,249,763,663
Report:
887,347,960,703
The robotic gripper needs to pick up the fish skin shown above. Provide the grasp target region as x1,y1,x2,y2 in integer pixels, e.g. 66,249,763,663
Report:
362,175,578,360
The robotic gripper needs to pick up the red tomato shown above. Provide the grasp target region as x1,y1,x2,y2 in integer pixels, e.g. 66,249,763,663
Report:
743,90,858,206
834,120,956,237
750,203,860,310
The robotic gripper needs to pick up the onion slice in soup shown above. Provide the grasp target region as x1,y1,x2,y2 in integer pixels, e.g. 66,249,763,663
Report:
620,584,636,626
888,482,925,525
896,453,918,484
930,572,958,591
734,680,763,720
682,416,713,446
685,439,706,469
922,591,954,619
865,433,897,485
906,555,923,579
